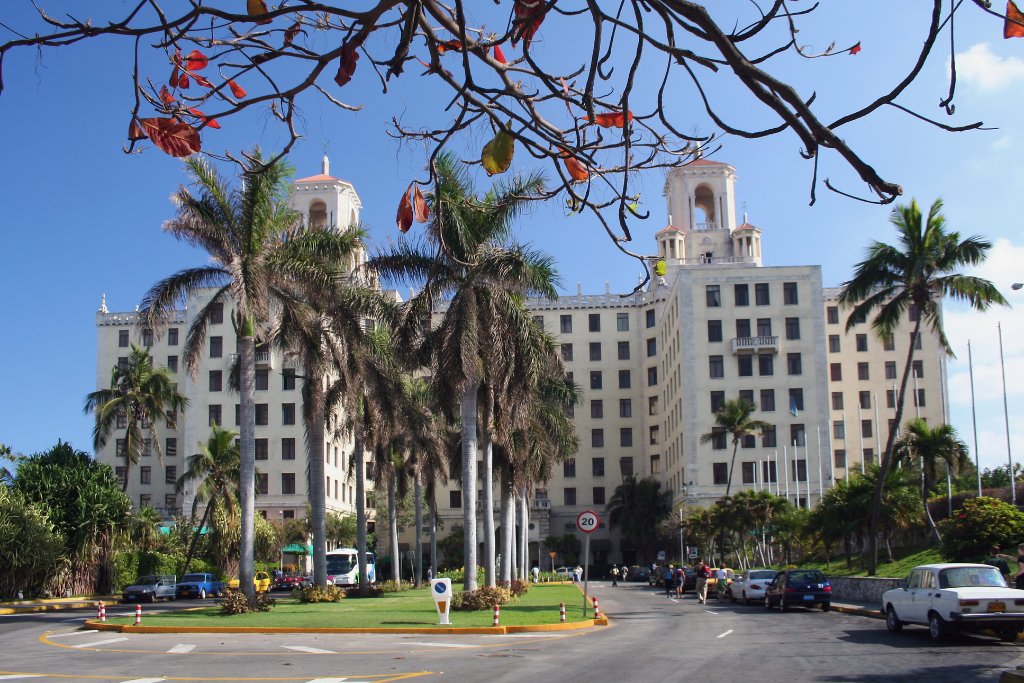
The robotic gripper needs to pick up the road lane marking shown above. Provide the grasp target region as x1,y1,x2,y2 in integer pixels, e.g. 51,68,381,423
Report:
717,630,733,638
282,646,337,654
71,637,129,649
407,642,475,648
121,679,167,683
705,610,718,615
0,676,44,680
305,679,373,683
47,631,97,638
167,644,195,654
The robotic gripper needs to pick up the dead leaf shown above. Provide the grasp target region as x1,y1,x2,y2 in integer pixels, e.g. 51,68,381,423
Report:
397,185,413,233
413,185,429,223
138,117,201,157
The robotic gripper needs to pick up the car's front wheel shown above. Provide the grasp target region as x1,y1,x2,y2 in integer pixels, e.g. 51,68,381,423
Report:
820,602,830,612
885,605,903,633
764,595,773,610
199,588,206,600
999,628,1019,643
928,612,946,642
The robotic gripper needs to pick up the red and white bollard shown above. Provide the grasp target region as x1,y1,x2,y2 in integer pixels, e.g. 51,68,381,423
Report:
492,604,500,627
593,597,600,620
559,602,566,623
96,601,106,622
135,604,142,626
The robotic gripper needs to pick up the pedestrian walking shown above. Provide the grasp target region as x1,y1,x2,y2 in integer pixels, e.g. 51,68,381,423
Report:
611,565,620,587
694,560,711,604
663,564,675,597
675,566,684,598
715,562,729,601
531,565,540,583
574,565,583,583
984,545,1011,584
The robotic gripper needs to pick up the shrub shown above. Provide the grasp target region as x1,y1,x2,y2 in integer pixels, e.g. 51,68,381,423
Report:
377,580,409,593
509,579,530,597
299,585,346,603
345,584,382,598
437,566,484,586
452,585,514,611
940,496,1024,561
218,588,276,614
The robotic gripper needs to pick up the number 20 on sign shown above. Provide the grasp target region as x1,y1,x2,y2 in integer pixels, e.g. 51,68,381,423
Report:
576,510,599,534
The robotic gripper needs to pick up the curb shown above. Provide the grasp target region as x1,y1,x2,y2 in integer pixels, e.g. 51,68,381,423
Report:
831,604,883,620
0,600,116,615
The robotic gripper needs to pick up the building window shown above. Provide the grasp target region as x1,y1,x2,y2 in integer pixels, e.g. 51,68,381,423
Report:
592,457,605,477
885,361,897,380
711,391,726,413
760,389,776,411
209,370,222,392
758,354,774,376
713,463,728,485
881,335,895,351
856,333,868,352
736,319,751,338
789,388,804,413
115,411,128,429
708,320,723,343
915,388,927,407
762,460,778,483
886,389,896,409
167,355,178,373
589,313,601,332
210,336,223,358
710,427,727,450
827,306,839,324
910,332,923,350
783,282,798,305
863,448,875,465
742,433,756,449
591,400,603,419
165,465,176,485
913,360,924,378
648,396,658,415
762,425,777,448
140,466,151,485
734,283,750,306
709,356,724,379
561,343,574,362
859,391,871,410
282,437,295,460
650,454,662,475
755,283,770,306
650,425,660,445
834,449,847,468
255,403,269,426
283,368,296,390
861,420,873,439
593,487,606,506
792,459,807,482
739,389,754,405
208,404,222,426
590,371,603,390
255,438,269,460
589,342,602,361
755,318,771,337
165,494,177,510
560,314,573,333
646,338,657,357
616,312,629,331
648,366,658,385
282,403,296,425
591,429,604,448
785,318,800,340
255,369,269,391
564,488,577,506
620,428,633,447
166,438,177,458
787,353,802,376
646,309,656,328
858,362,870,381
142,329,154,347
832,392,843,410
118,329,129,347
833,420,846,440
829,335,841,353
140,494,151,508
738,355,753,377
619,399,632,418
741,462,756,484
210,301,224,324
618,369,631,389
617,341,630,360
280,473,295,495
790,424,806,447
167,328,179,346
532,315,545,329
830,363,842,381
254,474,268,495
706,285,721,307
449,490,462,508
142,438,153,457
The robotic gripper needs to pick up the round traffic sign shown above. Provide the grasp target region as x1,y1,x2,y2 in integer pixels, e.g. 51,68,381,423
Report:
576,510,599,534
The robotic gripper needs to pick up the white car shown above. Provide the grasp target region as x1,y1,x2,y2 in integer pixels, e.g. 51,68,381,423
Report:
881,563,1024,642
729,568,778,605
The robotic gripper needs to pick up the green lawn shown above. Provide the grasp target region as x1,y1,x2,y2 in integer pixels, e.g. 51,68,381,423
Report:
108,584,591,629
795,545,945,578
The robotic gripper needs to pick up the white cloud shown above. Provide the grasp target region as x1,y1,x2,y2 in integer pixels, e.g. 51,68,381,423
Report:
953,43,1024,93
992,134,1014,151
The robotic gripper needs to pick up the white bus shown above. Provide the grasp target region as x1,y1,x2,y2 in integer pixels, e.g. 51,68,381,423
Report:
325,548,376,586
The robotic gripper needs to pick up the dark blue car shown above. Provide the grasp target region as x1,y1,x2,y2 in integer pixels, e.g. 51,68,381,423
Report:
763,569,831,612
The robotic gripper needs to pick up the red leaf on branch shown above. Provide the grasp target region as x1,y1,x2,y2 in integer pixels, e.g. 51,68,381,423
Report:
563,156,589,182
185,50,209,71
493,45,507,64
849,41,862,55
397,184,414,233
227,79,247,99
413,185,429,223
128,117,147,141
1006,1,1024,38
586,111,633,128
159,84,176,104
512,0,550,49
194,74,213,88
334,41,360,87
178,73,191,89
436,39,464,54
247,0,273,25
138,117,201,157
284,22,301,46
188,108,221,129
169,49,182,86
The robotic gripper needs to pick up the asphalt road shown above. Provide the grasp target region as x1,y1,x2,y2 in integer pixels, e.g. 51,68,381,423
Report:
1,583,1022,683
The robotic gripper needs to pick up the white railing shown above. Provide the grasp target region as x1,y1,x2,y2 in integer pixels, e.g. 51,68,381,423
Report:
678,255,756,266
730,336,779,354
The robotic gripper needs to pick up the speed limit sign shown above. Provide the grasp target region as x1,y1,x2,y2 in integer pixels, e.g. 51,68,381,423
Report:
576,510,599,534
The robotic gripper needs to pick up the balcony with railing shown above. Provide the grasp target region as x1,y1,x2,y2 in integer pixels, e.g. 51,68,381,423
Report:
255,349,273,368
730,336,780,354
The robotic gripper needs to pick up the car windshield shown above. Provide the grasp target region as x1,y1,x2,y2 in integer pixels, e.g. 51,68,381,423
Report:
750,571,777,580
787,571,825,584
135,576,158,584
939,566,1007,588
181,574,206,583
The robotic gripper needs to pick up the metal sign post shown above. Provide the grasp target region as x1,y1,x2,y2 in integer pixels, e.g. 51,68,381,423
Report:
576,510,599,615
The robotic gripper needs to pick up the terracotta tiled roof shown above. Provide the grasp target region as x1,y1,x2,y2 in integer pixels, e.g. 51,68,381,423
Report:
294,173,338,183
655,224,684,235
687,158,729,166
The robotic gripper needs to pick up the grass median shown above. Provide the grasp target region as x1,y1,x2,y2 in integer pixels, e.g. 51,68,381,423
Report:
107,584,592,629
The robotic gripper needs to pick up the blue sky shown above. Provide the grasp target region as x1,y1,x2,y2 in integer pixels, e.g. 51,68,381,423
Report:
1,2,1022,474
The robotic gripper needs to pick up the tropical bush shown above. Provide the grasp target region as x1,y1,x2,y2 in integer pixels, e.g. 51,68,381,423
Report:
345,584,382,598
940,496,1024,561
0,487,64,599
219,588,276,614
437,566,484,586
507,579,530,597
377,580,409,593
451,585,514,611
299,585,346,603
112,551,217,592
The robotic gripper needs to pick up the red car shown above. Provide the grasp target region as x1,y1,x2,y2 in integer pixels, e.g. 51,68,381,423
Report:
274,574,311,591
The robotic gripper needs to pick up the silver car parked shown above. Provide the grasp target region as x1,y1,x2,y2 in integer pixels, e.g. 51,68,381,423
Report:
729,568,778,605
121,575,177,603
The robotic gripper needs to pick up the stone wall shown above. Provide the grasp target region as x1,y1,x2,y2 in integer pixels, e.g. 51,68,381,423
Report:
827,576,906,605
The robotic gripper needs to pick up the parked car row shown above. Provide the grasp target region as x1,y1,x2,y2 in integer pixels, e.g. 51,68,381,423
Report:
120,570,294,603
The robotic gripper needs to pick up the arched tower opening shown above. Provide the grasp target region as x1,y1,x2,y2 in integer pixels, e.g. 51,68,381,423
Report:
309,200,328,229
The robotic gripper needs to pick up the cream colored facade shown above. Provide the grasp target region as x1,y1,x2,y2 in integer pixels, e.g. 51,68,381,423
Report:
94,158,369,524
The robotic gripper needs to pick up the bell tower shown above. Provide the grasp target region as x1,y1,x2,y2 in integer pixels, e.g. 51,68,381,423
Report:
291,155,366,272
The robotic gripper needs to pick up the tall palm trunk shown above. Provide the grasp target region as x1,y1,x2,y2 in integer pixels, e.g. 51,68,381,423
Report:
482,436,496,587
354,405,369,594
305,377,328,586
428,481,438,580
921,471,942,543
867,318,921,575
460,382,480,591
499,465,514,583
388,474,400,584
519,486,529,580
237,332,257,603
725,439,740,498
414,468,424,587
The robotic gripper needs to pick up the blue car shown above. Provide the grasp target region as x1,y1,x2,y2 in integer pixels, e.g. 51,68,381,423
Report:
175,572,224,600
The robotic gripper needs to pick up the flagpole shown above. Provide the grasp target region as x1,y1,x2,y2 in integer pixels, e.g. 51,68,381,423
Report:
774,450,780,496
999,322,1016,506
826,412,836,487
817,426,824,505
858,402,865,474
968,340,982,497
874,392,882,468
783,444,790,503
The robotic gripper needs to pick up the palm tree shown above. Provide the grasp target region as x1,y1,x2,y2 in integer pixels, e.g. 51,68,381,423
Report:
607,476,674,563
84,345,188,491
175,424,241,577
894,419,970,542
141,149,353,600
130,506,164,552
370,153,553,591
700,398,770,498
838,198,1006,574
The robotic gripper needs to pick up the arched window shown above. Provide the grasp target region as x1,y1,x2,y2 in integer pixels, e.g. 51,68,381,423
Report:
693,184,716,229
309,200,327,228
